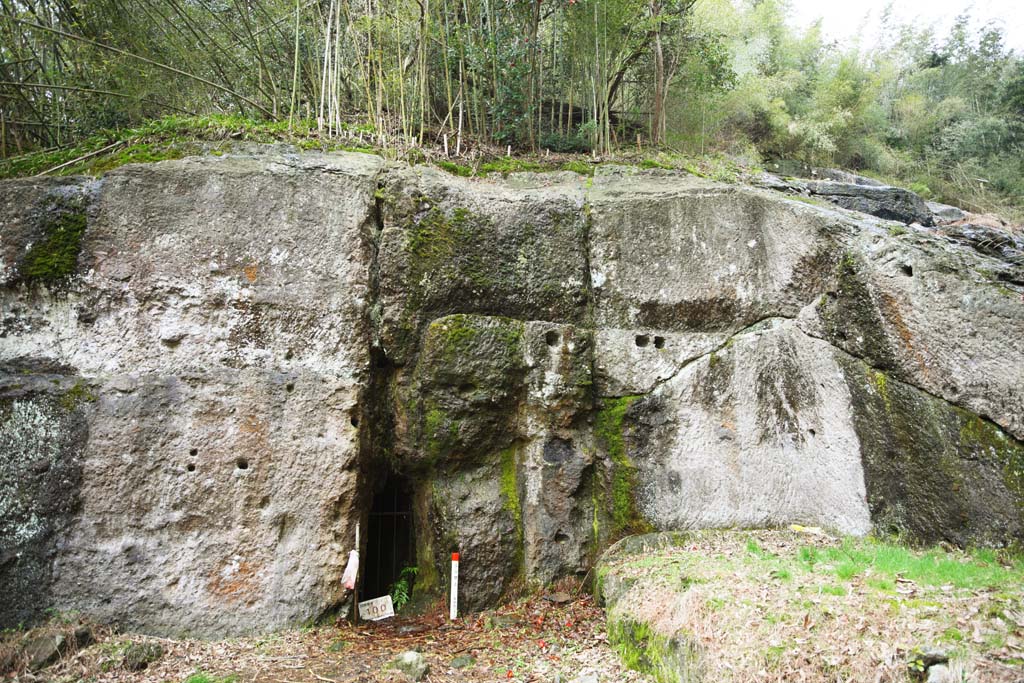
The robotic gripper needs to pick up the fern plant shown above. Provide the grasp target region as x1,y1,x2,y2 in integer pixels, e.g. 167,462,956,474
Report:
389,566,419,611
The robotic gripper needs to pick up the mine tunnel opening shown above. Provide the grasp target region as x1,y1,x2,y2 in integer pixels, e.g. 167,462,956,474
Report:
361,474,416,602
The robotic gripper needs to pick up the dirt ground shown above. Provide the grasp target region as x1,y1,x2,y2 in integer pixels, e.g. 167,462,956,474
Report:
7,530,1024,683
6,590,647,683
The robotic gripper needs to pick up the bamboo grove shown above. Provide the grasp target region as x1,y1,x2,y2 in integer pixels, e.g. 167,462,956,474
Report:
1,0,712,154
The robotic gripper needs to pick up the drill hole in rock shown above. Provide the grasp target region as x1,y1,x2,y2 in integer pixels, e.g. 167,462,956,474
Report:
635,334,650,347
285,382,295,393
362,475,416,602
186,463,196,473
654,336,666,349
545,330,560,346
901,264,914,277
189,448,198,456
236,458,249,471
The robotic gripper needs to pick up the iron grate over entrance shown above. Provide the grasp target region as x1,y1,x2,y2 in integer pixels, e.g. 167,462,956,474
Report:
361,477,415,601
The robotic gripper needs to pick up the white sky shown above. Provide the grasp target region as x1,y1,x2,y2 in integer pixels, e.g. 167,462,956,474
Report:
786,0,1024,52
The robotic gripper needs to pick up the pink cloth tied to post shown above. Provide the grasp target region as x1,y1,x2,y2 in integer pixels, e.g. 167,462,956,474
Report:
341,549,359,590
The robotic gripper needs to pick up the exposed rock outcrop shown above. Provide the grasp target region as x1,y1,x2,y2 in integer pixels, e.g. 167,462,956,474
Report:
2,151,1022,636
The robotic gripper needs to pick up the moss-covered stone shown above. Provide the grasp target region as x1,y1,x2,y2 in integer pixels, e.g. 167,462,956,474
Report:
594,396,652,538
838,355,1024,545
5,193,90,289
377,169,590,363
817,252,898,371
402,314,527,468
500,444,522,529
607,615,700,683
0,383,88,628
20,210,87,283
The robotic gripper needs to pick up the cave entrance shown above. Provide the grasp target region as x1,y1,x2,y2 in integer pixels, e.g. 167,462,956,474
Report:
361,475,416,601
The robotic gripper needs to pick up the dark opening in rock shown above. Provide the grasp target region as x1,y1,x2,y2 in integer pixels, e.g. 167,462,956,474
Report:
901,264,913,277
362,475,416,601
635,334,650,347
808,429,816,437
458,382,476,397
545,330,560,346
189,448,198,456
186,463,196,472
654,336,666,349
350,413,360,428
542,438,574,465
285,349,294,361
286,382,295,393
236,458,249,470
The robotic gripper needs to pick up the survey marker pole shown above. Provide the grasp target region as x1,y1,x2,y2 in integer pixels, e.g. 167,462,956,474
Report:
449,552,459,620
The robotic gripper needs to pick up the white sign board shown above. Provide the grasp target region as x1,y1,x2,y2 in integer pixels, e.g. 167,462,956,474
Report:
358,595,395,621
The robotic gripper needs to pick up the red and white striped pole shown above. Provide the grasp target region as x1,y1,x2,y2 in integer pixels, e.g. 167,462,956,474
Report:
449,552,459,620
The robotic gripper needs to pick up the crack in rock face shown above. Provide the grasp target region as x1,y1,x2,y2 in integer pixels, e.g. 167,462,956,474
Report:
1,151,1021,635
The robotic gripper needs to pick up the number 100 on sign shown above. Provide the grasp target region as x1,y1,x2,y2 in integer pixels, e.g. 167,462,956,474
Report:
358,595,395,621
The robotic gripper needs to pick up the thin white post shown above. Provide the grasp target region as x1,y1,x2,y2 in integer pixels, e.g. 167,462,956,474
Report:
449,552,459,620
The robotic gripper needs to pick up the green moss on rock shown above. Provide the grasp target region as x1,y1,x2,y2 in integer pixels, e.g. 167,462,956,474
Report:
594,396,651,537
839,355,1024,546
406,315,527,468
607,615,699,683
500,444,522,528
21,210,87,284
818,252,897,370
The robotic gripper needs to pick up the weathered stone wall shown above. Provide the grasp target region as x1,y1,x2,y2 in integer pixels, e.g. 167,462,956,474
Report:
1,151,1021,636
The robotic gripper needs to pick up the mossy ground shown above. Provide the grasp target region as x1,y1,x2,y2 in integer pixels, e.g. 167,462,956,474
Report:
0,115,376,179
597,530,1024,682
0,114,752,185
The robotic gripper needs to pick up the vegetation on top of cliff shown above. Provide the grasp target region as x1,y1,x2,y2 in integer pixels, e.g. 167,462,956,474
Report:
0,115,376,179
2,1,1022,219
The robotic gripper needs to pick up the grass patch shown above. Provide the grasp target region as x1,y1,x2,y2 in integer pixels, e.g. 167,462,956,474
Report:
183,673,239,683
0,115,378,179
813,538,1024,590
478,157,547,176
598,530,1024,682
436,160,474,177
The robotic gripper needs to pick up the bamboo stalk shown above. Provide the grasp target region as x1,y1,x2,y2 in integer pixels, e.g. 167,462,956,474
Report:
15,19,275,118
34,140,122,177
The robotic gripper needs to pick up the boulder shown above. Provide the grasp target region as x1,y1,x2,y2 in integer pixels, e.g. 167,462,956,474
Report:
927,201,967,224
22,626,93,671
814,168,886,186
122,642,163,671
387,651,429,681
803,180,934,225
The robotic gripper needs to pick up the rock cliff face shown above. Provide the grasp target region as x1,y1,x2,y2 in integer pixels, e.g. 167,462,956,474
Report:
2,150,1022,636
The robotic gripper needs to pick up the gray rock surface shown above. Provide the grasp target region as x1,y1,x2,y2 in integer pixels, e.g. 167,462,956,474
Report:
927,201,968,224
388,650,429,681
2,152,1022,636
803,180,934,225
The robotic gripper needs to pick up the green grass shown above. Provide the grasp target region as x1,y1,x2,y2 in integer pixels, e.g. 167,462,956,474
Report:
478,157,547,176
813,538,1024,590
0,114,378,179
182,673,238,683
